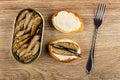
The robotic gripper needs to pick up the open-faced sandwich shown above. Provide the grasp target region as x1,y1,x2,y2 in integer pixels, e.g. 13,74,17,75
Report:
48,39,81,62
52,10,84,34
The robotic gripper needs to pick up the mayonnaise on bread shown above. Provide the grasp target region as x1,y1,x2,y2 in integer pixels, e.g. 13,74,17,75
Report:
52,10,84,34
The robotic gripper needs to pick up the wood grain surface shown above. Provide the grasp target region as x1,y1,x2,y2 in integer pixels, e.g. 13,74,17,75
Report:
0,0,120,80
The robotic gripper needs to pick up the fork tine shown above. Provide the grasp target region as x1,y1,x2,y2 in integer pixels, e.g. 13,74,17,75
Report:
99,4,106,20
98,4,104,19
95,3,106,20
95,3,101,19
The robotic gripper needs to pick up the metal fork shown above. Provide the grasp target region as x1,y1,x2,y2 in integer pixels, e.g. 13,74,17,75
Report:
86,3,106,74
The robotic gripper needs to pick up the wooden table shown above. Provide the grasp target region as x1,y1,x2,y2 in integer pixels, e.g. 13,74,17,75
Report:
0,0,120,80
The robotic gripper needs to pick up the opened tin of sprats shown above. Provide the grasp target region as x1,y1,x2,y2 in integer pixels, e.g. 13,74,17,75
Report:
10,8,45,64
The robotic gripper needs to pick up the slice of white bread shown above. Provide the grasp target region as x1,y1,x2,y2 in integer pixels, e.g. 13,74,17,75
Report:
52,10,84,34
48,39,81,62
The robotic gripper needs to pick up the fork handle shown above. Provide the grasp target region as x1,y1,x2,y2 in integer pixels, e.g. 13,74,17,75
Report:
86,28,98,74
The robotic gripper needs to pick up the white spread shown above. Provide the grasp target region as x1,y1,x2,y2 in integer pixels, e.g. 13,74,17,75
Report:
53,53,77,60
53,11,81,32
